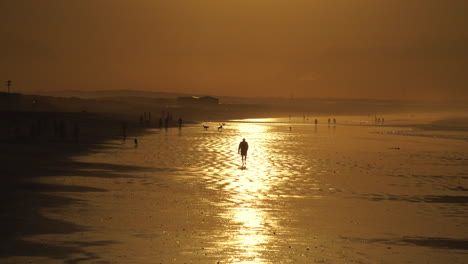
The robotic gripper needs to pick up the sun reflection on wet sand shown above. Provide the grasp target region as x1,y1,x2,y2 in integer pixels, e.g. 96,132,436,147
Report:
213,123,282,263
57,116,468,263
74,121,333,262
191,121,325,262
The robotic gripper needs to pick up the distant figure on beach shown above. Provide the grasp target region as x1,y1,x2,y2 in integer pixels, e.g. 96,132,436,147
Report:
314,119,318,126
134,138,138,146
333,118,336,125
165,116,169,129
178,118,183,128
238,138,249,166
328,118,331,126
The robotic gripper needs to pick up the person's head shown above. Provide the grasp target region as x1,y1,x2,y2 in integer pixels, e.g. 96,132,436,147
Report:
242,138,246,142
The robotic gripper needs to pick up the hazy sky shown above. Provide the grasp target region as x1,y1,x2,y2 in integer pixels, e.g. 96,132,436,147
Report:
1,0,467,99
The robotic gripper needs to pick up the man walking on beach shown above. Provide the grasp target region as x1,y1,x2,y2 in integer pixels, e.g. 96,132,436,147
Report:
238,138,249,166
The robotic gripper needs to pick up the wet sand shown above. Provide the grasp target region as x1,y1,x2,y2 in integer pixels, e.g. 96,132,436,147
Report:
1,114,467,263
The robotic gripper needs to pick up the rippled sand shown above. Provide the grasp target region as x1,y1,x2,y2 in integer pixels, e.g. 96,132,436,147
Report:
11,117,467,263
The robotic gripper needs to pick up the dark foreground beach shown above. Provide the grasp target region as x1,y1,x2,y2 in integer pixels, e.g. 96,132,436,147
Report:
0,111,149,262
0,109,467,263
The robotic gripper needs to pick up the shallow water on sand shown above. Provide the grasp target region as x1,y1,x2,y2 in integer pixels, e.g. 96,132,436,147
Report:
74,119,468,263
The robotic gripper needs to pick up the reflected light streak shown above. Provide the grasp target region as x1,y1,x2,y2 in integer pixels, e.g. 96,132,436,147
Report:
237,122,268,134
216,123,279,263
231,118,279,123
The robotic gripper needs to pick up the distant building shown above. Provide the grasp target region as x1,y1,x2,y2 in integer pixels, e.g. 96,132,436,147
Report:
177,96,219,105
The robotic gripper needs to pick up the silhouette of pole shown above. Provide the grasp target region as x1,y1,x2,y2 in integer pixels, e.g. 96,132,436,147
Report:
7,80,11,93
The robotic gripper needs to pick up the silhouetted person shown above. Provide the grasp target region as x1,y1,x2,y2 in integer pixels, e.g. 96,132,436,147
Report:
159,118,163,128
178,118,183,128
134,138,138,146
238,138,249,166
333,118,336,125
165,116,169,129
328,118,331,126
314,119,318,126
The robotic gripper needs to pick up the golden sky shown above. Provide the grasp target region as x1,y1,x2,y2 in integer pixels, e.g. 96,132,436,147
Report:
1,0,467,99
